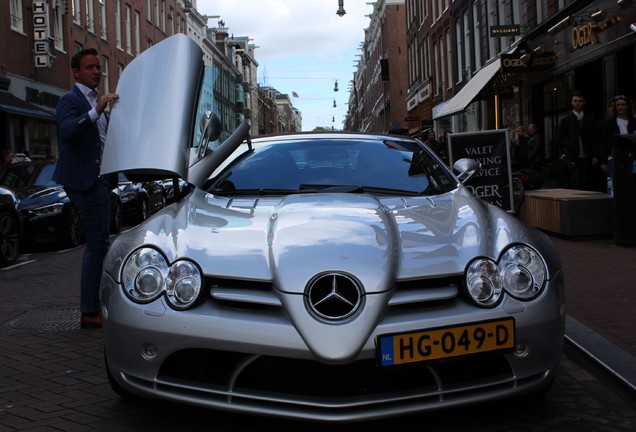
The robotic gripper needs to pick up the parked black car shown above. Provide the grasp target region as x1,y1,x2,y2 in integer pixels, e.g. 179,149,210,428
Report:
115,172,166,223
0,160,122,248
0,185,21,267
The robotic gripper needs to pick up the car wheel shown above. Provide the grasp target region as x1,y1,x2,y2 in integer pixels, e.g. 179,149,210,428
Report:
110,198,122,234
0,210,20,267
104,354,135,398
64,206,83,248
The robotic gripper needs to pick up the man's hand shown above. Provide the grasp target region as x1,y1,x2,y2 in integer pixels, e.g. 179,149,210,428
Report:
96,93,119,115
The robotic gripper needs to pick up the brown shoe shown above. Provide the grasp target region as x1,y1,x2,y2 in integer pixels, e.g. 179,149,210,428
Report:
80,311,102,329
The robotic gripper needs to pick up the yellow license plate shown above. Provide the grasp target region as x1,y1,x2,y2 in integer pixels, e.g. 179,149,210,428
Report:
378,318,515,366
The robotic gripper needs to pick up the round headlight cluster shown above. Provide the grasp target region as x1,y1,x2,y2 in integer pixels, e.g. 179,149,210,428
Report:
466,245,547,307
121,247,203,309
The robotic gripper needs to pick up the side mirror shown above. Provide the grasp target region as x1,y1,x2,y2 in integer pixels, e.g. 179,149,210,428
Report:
196,111,222,157
453,158,481,183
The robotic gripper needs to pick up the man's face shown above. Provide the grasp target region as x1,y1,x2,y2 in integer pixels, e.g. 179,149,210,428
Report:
571,96,586,111
428,132,436,140
73,54,102,89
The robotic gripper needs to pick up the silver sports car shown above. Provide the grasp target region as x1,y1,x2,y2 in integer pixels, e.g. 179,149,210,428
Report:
100,34,565,423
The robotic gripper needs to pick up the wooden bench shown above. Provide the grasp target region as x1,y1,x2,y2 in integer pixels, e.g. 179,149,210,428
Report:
519,188,613,237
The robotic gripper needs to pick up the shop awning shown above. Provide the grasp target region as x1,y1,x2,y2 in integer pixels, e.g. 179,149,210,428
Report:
433,58,501,120
0,91,56,122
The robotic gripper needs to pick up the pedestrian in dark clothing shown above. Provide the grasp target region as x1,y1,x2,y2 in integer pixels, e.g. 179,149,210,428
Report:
556,91,599,190
597,95,636,192
526,123,544,172
53,48,119,329
423,130,446,162
513,125,530,170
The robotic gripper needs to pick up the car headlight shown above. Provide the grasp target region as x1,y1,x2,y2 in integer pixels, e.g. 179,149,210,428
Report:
121,247,203,309
28,202,64,218
165,260,202,309
466,245,547,307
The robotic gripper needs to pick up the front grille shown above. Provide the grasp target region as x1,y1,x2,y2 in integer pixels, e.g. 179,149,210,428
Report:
158,348,514,401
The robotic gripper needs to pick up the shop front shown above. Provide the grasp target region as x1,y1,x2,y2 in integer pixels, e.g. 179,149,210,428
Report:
0,73,62,160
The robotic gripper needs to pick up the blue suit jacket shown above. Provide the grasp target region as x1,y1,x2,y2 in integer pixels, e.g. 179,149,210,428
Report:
53,85,104,191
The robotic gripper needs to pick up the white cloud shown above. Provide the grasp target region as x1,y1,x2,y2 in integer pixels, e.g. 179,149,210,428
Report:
196,0,373,131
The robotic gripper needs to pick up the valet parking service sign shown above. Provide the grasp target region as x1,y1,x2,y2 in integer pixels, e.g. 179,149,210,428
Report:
448,129,513,212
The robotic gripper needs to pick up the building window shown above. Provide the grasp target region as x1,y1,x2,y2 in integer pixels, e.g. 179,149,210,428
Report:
446,29,452,90
86,0,95,33
101,56,109,94
135,11,141,55
146,0,152,22
126,5,132,54
455,19,463,84
472,1,481,70
72,0,81,25
117,63,124,80
52,1,65,50
168,6,174,35
115,0,122,49
10,0,23,32
161,0,166,32
100,0,107,40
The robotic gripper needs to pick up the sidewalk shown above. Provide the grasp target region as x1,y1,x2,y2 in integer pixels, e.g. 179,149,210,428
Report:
550,234,636,395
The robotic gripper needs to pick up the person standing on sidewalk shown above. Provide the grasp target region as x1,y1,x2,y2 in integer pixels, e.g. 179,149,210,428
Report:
598,95,636,193
557,91,599,190
53,48,119,329
526,123,544,172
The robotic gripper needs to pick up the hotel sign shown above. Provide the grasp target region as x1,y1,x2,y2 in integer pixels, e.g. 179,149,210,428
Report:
33,0,50,68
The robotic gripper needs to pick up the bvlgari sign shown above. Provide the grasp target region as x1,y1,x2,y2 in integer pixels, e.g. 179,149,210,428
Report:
33,0,50,68
490,25,521,37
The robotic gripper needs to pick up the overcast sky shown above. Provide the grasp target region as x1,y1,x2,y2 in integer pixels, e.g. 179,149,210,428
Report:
196,0,373,131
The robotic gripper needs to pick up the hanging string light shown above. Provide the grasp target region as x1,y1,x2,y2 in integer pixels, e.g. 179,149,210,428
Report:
336,0,346,17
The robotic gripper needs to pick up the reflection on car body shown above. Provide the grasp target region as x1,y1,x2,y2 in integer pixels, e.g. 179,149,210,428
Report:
115,172,166,223
100,34,565,423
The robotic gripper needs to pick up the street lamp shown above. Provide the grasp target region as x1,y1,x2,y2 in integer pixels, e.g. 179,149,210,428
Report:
337,0,346,17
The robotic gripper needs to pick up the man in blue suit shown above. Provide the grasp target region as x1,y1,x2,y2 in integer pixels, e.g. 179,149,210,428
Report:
53,48,119,329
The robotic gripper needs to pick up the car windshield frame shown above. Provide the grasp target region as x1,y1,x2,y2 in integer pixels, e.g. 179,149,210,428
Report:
206,136,458,197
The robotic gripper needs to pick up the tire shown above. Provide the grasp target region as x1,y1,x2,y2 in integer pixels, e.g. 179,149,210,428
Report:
63,206,83,248
0,210,20,267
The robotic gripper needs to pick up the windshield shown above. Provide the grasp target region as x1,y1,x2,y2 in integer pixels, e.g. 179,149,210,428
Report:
207,137,457,196
0,162,57,188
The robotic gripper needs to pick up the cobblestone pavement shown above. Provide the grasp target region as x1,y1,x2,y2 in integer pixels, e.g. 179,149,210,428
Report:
0,236,635,431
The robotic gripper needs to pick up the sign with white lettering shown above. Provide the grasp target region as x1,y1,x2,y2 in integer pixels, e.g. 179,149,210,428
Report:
448,129,513,212
33,0,50,68
490,25,521,37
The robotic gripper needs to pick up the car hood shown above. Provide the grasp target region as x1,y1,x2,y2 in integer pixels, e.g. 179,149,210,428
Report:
109,187,556,288
10,185,66,208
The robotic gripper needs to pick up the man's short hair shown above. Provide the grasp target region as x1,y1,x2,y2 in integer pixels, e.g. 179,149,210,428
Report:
71,48,99,70
572,90,586,100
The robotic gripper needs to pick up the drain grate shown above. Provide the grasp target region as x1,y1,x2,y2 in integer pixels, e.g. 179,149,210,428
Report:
2,308,82,332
